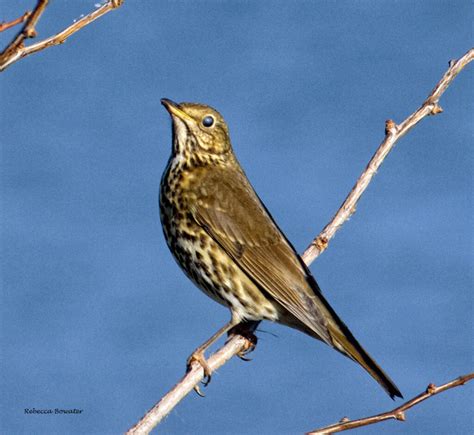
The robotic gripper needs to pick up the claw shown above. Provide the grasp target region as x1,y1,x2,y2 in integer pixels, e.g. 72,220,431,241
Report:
201,372,212,387
236,340,256,361
187,350,213,395
193,385,206,397
228,325,258,362
237,354,253,362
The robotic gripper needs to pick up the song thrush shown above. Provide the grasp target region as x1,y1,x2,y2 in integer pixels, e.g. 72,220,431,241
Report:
159,98,402,399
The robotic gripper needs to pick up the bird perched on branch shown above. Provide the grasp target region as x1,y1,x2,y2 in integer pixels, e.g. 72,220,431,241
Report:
159,98,402,399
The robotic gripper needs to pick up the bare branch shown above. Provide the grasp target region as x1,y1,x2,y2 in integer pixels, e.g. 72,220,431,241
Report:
126,48,474,434
127,335,254,434
0,0,49,65
307,373,474,434
301,47,474,264
0,0,124,72
0,11,31,33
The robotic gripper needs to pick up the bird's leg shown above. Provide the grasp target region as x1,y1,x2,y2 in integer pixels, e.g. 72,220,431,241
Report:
187,317,239,391
228,320,260,361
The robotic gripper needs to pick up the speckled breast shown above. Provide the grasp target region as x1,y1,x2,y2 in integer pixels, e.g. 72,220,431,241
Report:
159,157,279,322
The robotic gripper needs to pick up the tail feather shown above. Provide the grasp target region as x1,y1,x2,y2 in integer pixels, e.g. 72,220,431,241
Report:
302,270,403,399
327,322,403,399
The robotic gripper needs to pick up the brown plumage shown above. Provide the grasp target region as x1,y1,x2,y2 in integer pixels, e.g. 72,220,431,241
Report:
159,98,402,399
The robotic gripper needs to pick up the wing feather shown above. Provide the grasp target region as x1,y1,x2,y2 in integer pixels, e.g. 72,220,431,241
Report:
189,165,402,399
191,167,332,344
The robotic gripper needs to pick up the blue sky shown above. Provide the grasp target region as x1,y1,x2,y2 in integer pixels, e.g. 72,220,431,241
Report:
1,1,472,434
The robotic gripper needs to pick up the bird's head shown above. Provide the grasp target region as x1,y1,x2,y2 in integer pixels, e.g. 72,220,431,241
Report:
161,99,232,160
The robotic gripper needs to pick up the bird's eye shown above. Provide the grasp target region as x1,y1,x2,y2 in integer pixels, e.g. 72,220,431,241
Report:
202,116,214,127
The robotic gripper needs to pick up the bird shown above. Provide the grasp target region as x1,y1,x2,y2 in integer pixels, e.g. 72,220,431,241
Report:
159,98,402,399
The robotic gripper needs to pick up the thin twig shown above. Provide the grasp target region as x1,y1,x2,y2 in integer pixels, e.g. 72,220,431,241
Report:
301,47,474,264
307,373,474,434
0,0,124,72
0,0,48,64
127,48,474,434
0,11,31,33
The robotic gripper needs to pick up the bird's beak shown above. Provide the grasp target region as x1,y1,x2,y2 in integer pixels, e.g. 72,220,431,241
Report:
161,98,194,122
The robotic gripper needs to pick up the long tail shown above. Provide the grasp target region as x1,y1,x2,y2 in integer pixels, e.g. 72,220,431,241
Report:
305,274,403,399
326,320,403,399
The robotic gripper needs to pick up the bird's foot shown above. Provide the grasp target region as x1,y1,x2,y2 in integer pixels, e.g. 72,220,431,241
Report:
228,323,258,361
186,351,212,396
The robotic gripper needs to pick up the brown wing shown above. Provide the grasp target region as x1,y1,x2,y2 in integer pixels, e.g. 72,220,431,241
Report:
190,165,403,399
190,166,333,344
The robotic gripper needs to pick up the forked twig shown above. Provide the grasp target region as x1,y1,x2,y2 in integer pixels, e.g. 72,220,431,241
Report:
307,373,474,434
127,48,473,434
0,0,124,72
0,11,31,33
